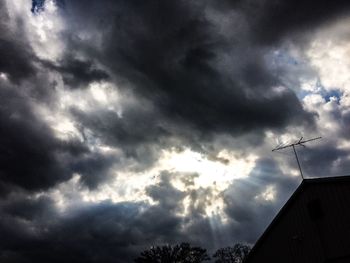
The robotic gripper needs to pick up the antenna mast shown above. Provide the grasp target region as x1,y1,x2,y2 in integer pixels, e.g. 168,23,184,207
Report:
272,137,322,180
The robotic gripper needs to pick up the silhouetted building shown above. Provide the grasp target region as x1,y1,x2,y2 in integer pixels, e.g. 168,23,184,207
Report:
246,176,350,263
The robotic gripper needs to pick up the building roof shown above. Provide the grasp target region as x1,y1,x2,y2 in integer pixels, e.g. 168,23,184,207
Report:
245,175,350,263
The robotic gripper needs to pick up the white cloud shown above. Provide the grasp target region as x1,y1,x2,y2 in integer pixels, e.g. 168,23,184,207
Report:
0,72,8,81
307,17,350,95
6,0,66,61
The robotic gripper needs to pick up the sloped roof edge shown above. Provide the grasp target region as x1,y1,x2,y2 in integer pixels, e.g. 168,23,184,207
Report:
245,175,350,262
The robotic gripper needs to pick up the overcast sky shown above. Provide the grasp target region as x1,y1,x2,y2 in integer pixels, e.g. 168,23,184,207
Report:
1,0,350,262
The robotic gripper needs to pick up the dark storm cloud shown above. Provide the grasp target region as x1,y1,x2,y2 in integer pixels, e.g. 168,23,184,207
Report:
0,81,117,192
63,0,315,138
215,0,350,44
0,200,149,263
1,194,56,221
71,151,116,189
0,85,73,191
71,106,170,150
254,0,350,44
0,184,189,263
0,39,37,83
41,57,109,88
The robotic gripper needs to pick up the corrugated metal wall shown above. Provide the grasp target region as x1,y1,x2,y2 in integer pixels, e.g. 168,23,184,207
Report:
247,179,350,263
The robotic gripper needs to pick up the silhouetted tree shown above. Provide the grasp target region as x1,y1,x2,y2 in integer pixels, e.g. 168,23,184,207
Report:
213,243,251,263
135,242,210,263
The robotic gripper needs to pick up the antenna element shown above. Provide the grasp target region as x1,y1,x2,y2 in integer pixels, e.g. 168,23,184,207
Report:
272,137,322,180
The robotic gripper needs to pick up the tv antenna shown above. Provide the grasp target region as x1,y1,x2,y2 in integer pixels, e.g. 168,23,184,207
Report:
272,136,322,180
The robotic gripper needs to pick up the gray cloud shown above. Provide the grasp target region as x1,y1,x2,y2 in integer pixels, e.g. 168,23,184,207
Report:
0,2,37,84
298,141,350,177
223,158,299,242
41,56,109,88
